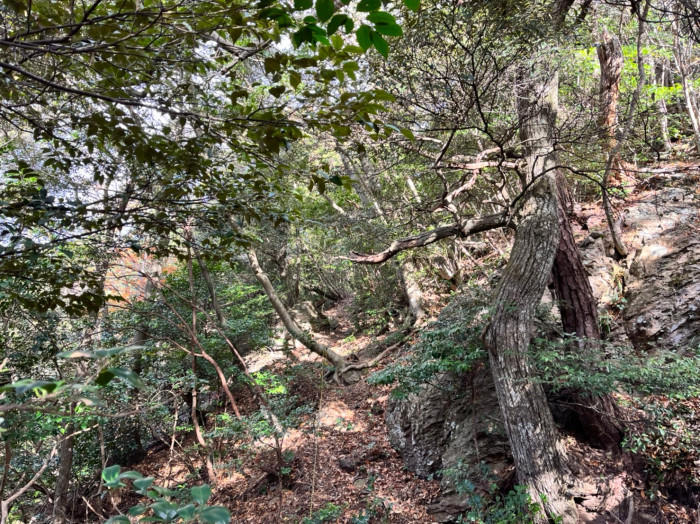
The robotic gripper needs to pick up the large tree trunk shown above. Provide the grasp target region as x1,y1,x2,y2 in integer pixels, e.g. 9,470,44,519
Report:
597,28,624,174
483,68,577,523
552,177,623,450
483,176,576,523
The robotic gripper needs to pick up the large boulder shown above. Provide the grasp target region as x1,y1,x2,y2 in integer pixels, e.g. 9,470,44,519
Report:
384,294,512,522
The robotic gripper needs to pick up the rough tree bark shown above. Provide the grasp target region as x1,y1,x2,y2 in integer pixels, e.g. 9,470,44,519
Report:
597,28,625,182
481,67,577,523
599,1,650,259
552,176,623,449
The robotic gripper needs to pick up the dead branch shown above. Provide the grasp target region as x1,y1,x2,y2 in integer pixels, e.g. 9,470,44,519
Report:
345,212,508,264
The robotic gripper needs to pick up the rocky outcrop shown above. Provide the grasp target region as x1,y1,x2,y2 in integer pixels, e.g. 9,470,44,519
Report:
621,185,700,350
386,170,700,521
384,295,512,522
578,178,700,351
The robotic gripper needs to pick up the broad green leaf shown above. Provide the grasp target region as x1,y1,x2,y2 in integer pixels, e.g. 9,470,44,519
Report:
400,127,415,140
374,23,402,36
367,11,396,24
198,506,231,524
177,504,196,520
190,484,212,505
102,465,123,488
119,470,144,480
294,0,312,9
1,379,60,395
327,14,348,35
356,24,372,50
357,0,380,11
128,504,148,516
133,476,155,494
104,517,130,524
371,31,389,57
289,71,301,89
151,501,178,521
315,0,334,21
269,85,286,97
95,369,116,387
404,0,419,10
108,367,145,389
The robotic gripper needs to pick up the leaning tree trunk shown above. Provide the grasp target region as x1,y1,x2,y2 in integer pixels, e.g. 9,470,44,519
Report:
483,68,577,523
483,176,576,523
246,247,348,372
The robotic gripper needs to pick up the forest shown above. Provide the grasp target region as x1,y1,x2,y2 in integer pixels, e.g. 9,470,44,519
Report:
1,0,700,522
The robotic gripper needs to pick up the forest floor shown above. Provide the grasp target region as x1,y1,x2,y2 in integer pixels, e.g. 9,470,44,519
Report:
122,162,700,523
124,326,441,523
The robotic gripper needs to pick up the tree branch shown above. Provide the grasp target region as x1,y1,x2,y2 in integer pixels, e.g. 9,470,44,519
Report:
346,212,508,264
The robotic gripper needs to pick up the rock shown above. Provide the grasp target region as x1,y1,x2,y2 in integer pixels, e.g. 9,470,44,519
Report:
623,237,700,350
576,181,700,351
619,185,700,351
338,455,358,472
384,293,511,521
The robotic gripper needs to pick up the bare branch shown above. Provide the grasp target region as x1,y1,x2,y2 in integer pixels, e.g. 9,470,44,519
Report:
346,212,508,264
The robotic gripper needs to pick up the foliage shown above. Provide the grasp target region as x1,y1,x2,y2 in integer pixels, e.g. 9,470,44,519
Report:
102,466,230,523
302,502,345,524
438,461,546,524
368,289,489,396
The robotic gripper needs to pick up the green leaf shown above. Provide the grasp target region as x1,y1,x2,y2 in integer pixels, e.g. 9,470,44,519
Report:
95,369,116,387
133,476,155,494
177,504,196,520
151,501,178,521
1,379,60,395
403,0,419,11
374,23,402,36
400,127,415,140
357,0,380,11
367,11,396,24
294,0,312,9
327,14,348,35
269,85,286,97
356,24,372,50
105,517,130,524
128,504,149,516
102,465,123,488
289,71,301,89
198,506,231,524
108,367,145,389
264,57,280,74
315,0,334,21
371,31,389,57
368,12,402,36
119,470,144,480
190,484,212,505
